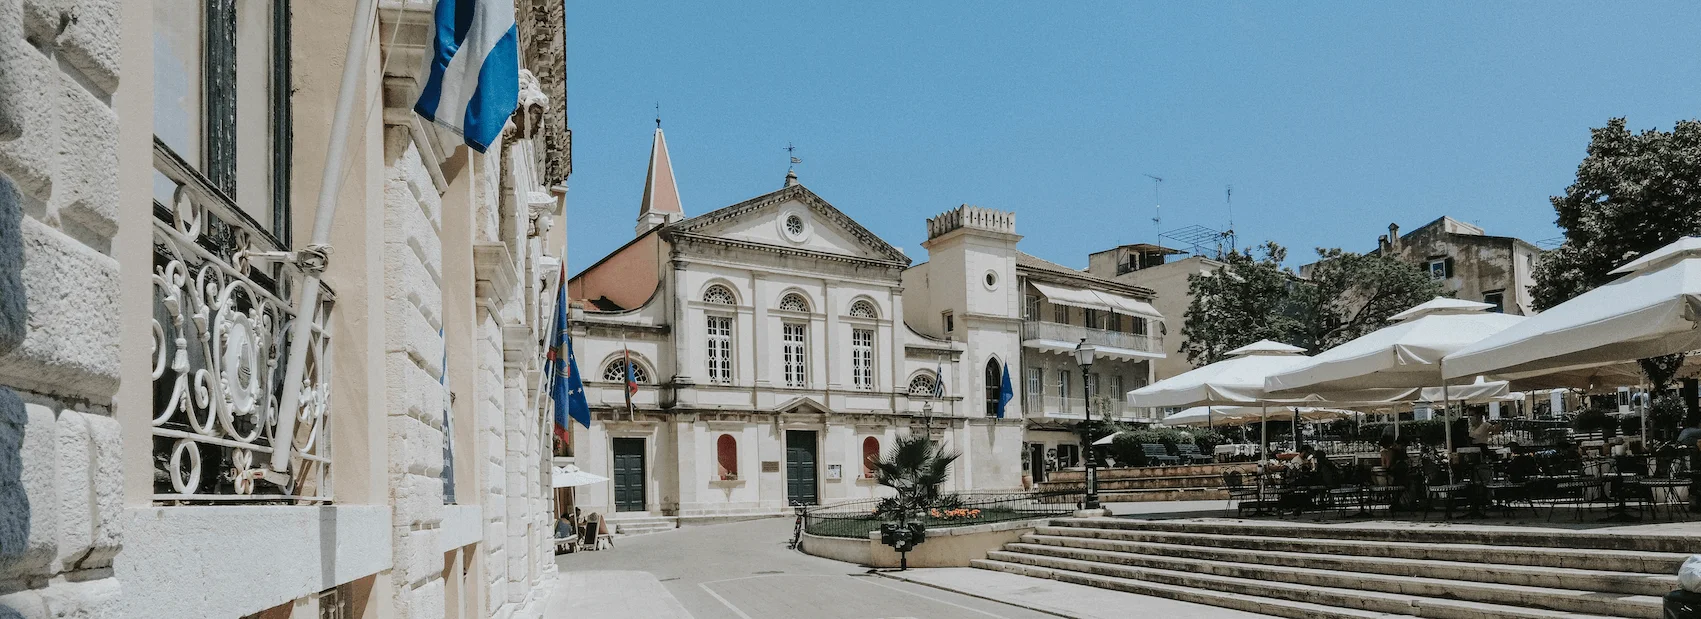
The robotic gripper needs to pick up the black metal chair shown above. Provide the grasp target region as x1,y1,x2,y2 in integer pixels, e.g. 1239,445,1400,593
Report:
1221,470,1260,517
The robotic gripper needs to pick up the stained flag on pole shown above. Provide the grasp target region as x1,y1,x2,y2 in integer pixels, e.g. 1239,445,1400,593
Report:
996,365,1014,419
414,0,520,152
548,266,590,437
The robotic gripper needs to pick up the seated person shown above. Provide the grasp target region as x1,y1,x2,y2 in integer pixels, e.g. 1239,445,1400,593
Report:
1504,443,1539,483
1310,448,1343,489
1468,412,1501,450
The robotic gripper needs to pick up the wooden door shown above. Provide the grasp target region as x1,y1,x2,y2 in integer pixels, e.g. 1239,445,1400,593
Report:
611,438,646,512
785,430,818,505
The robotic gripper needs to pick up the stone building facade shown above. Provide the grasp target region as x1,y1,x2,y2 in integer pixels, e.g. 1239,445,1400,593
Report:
1086,244,1222,382
1357,217,1545,315
0,1,567,618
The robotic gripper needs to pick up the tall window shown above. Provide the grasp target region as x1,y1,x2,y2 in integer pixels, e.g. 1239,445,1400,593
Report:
1111,375,1124,401
783,323,807,387
1083,309,1102,330
851,329,874,390
1025,368,1042,403
941,311,954,333
706,316,733,384
716,434,738,480
861,437,880,478
1107,312,1121,332
153,0,292,239
1057,370,1071,413
984,359,1002,417
1024,295,1040,320
1052,304,1069,324
1131,316,1148,335
1087,373,1100,399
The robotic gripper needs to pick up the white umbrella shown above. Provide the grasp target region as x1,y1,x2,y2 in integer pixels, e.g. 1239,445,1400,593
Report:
551,464,609,488
1264,298,1526,394
1443,236,1701,383
1160,405,1358,427
1264,297,1526,480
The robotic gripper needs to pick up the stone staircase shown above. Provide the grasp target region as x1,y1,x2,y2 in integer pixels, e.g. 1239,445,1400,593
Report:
604,514,677,536
974,517,1688,618
1038,463,1255,503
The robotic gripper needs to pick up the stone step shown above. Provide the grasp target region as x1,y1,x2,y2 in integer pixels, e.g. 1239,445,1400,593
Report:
999,542,1663,618
981,551,1633,619
1047,463,1256,482
1030,526,1687,576
969,559,1391,619
1052,516,1699,554
1039,474,1231,491
1021,533,1679,597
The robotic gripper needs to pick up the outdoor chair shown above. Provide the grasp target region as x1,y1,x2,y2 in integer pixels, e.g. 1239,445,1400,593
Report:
1221,471,1260,517
1176,444,1213,465
1547,477,1604,522
1143,444,1180,466
1638,477,1692,521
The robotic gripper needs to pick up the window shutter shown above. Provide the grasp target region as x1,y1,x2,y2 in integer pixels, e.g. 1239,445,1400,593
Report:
1443,257,1455,278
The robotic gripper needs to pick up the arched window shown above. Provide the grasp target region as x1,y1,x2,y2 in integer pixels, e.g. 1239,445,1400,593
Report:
861,437,880,478
907,372,939,397
848,300,877,319
984,358,1001,417
716,434,738,480
602,358,650,383
778,293,809,313
703,284,736,305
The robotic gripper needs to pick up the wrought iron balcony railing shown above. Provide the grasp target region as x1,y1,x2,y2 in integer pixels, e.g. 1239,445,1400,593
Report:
151,139,334,503
1020,321,1161,354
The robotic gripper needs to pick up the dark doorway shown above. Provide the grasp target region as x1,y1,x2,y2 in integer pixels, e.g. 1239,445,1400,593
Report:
611,438,646,512
1028,442,1047,484
785,430,818,505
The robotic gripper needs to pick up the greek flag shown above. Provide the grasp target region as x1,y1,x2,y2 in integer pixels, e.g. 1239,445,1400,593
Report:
414,0,520,153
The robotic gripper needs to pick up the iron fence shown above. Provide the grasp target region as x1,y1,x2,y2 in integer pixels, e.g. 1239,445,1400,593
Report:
802,491,1077,539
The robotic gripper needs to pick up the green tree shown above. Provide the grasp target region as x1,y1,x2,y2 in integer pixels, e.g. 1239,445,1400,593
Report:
1179,242,1298,365
870,434,961,518
1286,248,1444,353
1531,118,1701,396
1181,242,1442,364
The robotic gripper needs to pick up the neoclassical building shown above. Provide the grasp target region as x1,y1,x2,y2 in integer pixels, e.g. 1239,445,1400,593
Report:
567,131,1167,526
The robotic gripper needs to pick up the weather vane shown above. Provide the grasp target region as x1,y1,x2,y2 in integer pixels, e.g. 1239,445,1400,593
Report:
785,142,801,169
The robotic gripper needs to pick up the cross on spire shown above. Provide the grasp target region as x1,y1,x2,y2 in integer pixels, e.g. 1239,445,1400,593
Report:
784,142,800,169
655,102,661,129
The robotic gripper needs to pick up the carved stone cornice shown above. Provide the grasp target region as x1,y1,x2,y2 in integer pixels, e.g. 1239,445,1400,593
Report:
661,184,911,266
472,242,518,304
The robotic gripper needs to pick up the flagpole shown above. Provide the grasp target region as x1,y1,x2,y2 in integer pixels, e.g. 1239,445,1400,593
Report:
268,0,380,478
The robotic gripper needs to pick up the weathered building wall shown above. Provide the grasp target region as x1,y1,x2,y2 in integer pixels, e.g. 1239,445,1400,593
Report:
0,0,125,615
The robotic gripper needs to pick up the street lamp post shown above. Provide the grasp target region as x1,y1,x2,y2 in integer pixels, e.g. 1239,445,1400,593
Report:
1075,339,1101,512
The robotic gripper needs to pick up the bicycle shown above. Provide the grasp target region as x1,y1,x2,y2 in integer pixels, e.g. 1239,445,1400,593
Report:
787,501,806,550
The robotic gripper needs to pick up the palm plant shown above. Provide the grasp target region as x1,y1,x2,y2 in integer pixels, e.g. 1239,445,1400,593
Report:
870,433,961,520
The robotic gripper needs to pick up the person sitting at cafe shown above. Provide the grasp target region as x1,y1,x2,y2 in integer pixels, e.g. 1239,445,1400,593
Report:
1468,411,1501,450
1504,443,1539,483
1309,448,1343,489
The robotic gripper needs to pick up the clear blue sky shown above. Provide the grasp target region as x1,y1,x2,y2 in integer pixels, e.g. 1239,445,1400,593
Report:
563,2,1701,272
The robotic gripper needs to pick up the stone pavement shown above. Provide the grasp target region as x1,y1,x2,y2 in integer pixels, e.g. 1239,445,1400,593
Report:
547,516,1276,619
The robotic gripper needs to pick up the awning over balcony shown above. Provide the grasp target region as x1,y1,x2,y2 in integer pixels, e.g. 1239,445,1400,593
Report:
1023,338,1160,361
1030,282,1161,319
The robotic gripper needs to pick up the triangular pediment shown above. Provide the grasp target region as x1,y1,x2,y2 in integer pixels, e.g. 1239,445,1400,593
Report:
665,185,910,265
773,396,831,414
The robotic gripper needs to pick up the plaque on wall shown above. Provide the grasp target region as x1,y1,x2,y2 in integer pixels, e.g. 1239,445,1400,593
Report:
761,461,780,473
826,464,842,480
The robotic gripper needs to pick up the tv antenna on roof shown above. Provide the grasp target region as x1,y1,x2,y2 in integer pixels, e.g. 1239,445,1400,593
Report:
1143,174,1163,234
1225,185,1236,253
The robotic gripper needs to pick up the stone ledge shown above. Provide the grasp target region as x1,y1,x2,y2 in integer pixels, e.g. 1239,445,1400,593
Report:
438,504,483,553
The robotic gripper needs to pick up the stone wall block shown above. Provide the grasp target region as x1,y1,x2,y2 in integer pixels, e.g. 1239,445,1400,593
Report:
385,298,444,377
0,218,118,398
79,412,119,569
410,577,445,619
51,68,117,236
393,472,444,526
0,175,25,357
390,526,439,589
383,242,442,330
50,0,120,95
384,352,443,424
0,38,59,199
0,402,54,582
39,577,120,619
387,415,443,478
50,409,89,574
0,589,47,619
0,388,25,568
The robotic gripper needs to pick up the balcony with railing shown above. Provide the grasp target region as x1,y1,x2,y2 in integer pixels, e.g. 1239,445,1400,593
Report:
1024,395,1158,422
151,140,334,503
1020,321,1161,358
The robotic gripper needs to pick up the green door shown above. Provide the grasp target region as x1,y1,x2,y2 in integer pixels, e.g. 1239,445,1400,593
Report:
611,438,646,512
785,430,818,505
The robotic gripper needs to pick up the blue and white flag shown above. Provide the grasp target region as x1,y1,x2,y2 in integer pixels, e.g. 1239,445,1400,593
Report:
415,0,520,153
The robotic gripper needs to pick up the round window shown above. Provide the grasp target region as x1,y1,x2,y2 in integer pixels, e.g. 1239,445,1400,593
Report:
785,214,805,237
983,270,999,289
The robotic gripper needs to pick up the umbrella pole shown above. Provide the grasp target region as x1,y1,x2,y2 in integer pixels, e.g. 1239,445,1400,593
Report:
1293,406,1301,452
1441,362,1454,485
